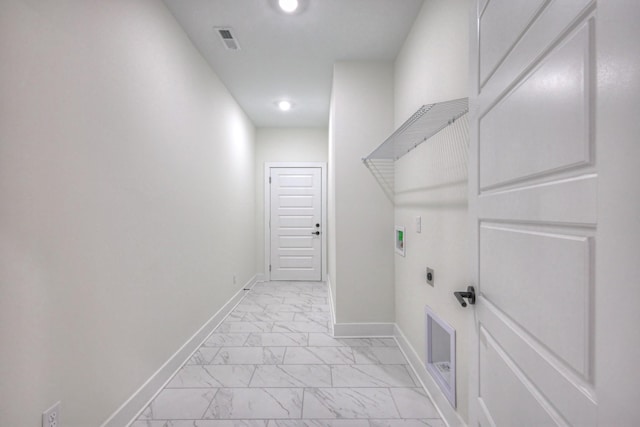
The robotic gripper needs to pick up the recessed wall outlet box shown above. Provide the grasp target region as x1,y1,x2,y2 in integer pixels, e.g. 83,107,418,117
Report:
43,401,60,427
426,267,434,286
425,306,456,408
415,216,422,233
395,226,406,257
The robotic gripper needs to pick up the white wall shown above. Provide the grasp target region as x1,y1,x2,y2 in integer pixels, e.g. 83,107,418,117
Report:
329,62,395,323
254,127,328,275
328,92,337,309
0,1,255,426
394,0,471,123
393,0,471,421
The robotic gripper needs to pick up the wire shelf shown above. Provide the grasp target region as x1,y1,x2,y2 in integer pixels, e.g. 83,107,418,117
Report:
364,97,468,161
362,97,469,202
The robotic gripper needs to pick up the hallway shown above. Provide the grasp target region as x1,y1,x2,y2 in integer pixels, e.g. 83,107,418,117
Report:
132,281,443,426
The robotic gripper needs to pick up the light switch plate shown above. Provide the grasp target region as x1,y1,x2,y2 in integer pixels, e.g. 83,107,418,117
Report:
415,216,422,233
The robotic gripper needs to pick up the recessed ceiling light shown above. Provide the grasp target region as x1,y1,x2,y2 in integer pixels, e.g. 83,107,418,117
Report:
278,100,292,111
278,0,299,13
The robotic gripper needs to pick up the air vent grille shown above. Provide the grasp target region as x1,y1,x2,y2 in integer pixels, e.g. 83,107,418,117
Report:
215,27,240,50
219,29,233,40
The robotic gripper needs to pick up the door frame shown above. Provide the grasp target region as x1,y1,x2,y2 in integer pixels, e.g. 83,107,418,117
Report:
264,162,327,282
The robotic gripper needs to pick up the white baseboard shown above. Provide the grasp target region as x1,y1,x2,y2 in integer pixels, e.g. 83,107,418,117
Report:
333,322,395,337
325,277,394,338
101,275,258,427
326,275,337,326
393,324,466,427
255,273,265,283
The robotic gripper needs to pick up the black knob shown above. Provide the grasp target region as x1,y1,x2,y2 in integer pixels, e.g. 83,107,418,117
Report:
315,223,320,227
312,231,320,235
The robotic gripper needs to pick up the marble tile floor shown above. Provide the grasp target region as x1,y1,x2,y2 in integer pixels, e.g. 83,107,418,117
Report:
131,281,444,427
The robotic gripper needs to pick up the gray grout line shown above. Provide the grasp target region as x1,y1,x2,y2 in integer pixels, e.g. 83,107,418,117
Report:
387,386,404,419
329,365,334,387
241,332,251,346
246,364,258,387
198,387,221,420
203,346,222,365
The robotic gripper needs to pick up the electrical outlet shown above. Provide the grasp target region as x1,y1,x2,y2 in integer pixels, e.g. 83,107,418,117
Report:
415,216,422,233
43,402,60,427
426,267,434,286
233,274,237,284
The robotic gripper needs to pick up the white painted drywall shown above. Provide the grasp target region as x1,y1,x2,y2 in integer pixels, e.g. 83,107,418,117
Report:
393,0,471,421
254,127,328,274
0,1,255,426
395,0,471,124
328,92,337,309
329,62,395,323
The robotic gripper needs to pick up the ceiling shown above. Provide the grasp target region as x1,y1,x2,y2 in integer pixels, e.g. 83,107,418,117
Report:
162,0,424,127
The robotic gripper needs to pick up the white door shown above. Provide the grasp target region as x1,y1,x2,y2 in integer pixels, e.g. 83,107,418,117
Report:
269,167,322,281
469,1,639,426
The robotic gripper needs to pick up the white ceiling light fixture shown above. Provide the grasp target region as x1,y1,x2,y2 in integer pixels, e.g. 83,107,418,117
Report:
278,0,299,13
277,100,292,111
271,0,308,16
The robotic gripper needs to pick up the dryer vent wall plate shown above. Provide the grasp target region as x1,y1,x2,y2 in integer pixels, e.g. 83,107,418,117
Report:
425,306,456,408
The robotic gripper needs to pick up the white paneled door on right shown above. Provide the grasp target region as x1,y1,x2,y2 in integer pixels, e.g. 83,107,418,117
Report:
469,1,639,426
269,167,322,281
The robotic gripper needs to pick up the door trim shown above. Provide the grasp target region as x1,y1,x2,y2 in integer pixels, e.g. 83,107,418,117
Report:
264,162,327,281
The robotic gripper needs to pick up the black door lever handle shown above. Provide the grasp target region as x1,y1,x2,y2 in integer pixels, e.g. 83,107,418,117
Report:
454,286,476,307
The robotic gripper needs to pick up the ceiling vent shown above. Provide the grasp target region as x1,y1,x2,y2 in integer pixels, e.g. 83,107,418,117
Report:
215,27,240,51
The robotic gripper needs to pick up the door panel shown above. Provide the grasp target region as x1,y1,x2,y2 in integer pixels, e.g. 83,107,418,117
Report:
269,167,322,281
278,195,314,208
480,224,592,375
277,215,315,228
279,256,314,269
479,326,560,427
480,20,593,189
479,0,547,86
479,302,597,427
479,175,597,225
278,235,314,249
470,0,601,425
279,175,315,187
478,0,594,110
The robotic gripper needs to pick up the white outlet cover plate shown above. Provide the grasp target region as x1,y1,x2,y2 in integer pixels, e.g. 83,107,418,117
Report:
415,216,421,233
43,401,60,427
